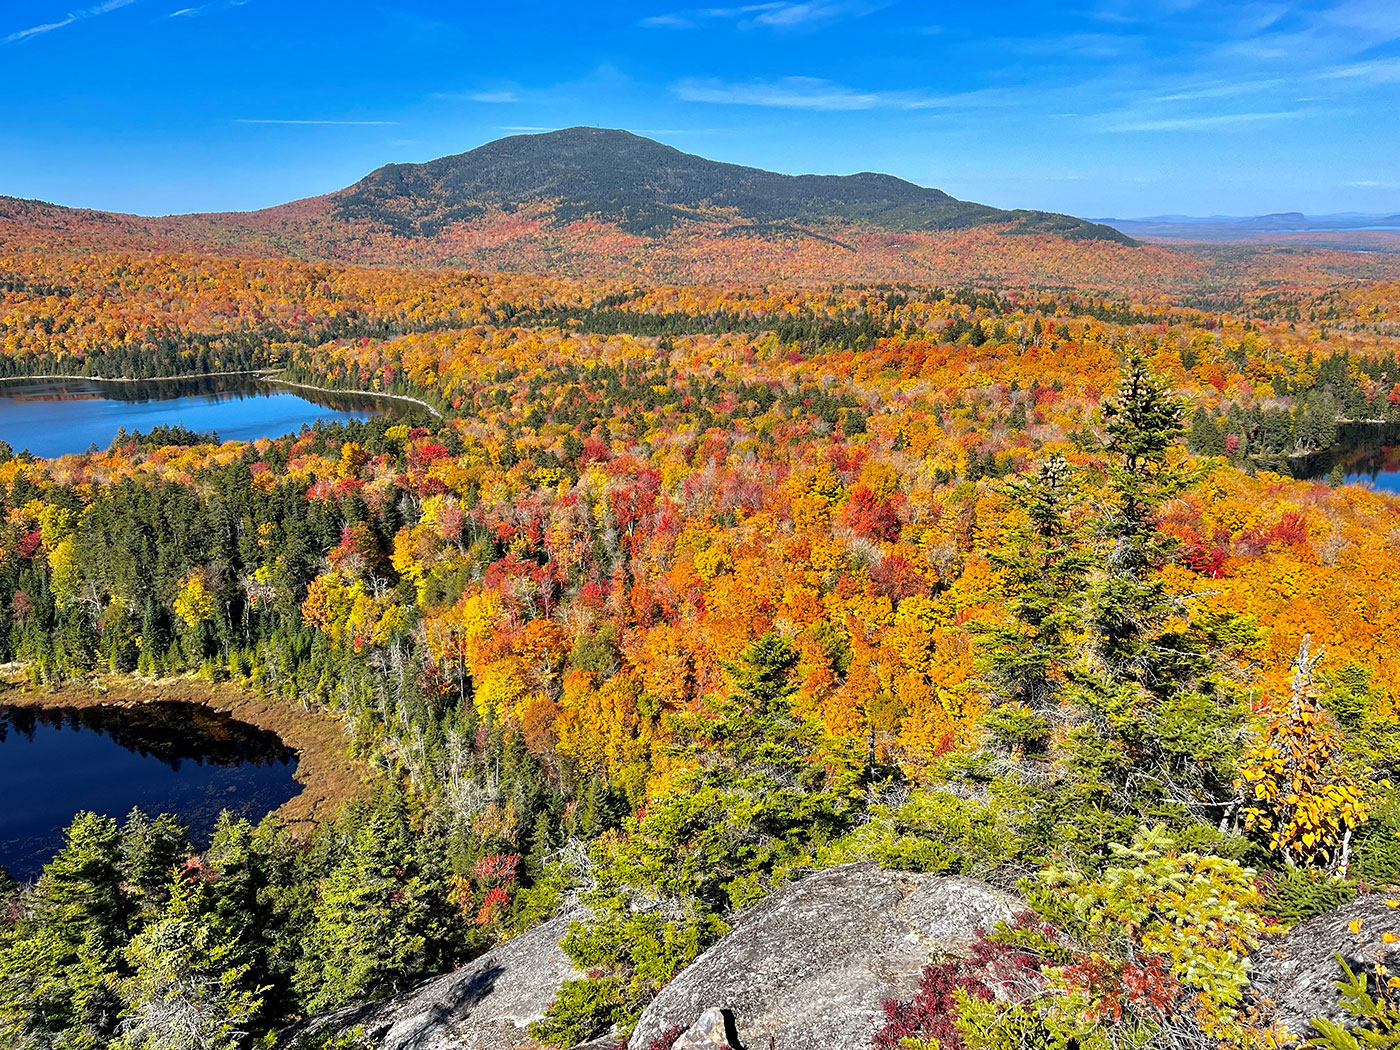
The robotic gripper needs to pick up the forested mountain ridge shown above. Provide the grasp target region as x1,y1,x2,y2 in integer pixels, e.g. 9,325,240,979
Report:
329,127,1133,242
0,129,1135,279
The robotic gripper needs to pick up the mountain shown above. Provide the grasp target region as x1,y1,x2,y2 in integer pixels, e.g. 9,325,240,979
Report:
331,127,1132,244
1,128,1144,282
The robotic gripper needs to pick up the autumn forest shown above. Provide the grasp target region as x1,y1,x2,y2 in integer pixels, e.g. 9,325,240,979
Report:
3,128,1400,1050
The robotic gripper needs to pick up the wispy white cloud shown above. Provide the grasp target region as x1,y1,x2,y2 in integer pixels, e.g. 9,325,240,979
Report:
676,75,884,109
674,75,1009,111
641,1,887,31
1102,110,1304,132
1087,0,1211,24
995,31,1138,58
168,0,246,16
1314,0,1400,37
3,18,74,43
1322,57,1400,82
1152,78,1285,102
233,118,400,126
750,1,885,27
1211,1,1400,69
639,11,695,27
3,0,137,46
432,90,518,103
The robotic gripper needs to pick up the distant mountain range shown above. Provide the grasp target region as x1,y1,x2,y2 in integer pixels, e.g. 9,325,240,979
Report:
1095,212,1400,242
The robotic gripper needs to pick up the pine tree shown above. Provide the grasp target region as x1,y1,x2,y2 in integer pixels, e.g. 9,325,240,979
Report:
702,631,821,791
977,454,1089,727
1187,405,1226,456
1086,352,1190,679
1068,355,1249,816
120,810,190,909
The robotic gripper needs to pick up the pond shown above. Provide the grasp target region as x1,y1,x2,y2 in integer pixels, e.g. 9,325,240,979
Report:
0,700,301,881
0,374,412,459
1286,423,1400,494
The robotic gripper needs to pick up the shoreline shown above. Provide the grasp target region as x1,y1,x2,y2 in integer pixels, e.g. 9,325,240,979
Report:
0,675,373,829
0,369,272,384
266,376,444,419
0,369,445,420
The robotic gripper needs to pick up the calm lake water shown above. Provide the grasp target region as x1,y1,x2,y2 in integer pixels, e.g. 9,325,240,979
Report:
0,701,300,880
1289,424,1400,494
0,375,405,458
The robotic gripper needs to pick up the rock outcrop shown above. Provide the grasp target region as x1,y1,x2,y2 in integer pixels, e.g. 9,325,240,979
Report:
628,863,1022,1050
1255,895,1400,1038
287,913,583,1050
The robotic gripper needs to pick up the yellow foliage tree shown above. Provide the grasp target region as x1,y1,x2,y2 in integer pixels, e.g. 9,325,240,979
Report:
173,574,216,628
1238,638,1371,873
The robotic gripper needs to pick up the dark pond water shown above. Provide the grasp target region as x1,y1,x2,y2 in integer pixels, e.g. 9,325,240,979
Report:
0,375,408,459
1287,424,1400,493
0,701,300,880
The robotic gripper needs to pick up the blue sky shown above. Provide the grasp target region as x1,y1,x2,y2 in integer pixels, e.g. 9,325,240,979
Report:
2,0,1399,218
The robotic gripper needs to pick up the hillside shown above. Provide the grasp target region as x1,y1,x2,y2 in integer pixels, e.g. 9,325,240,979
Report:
6,258,1400,1050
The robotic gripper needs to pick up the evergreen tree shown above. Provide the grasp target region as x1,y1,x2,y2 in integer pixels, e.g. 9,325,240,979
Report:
536,633,855,1045
1187,405,1227,456
977,453,1089,725
0,813,131,1048
294,811,429,1012
1069,355,1249,817
1085,353,1190,679
117,877,265,1050
200,813,306,1021
700,632,824,792
120,810,190,909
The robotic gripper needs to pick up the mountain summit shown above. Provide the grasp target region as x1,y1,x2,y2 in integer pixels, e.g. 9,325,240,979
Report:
332,127,1132,244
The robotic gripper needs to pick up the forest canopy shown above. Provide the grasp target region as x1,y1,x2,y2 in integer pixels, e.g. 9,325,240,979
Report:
2,237,1400,1050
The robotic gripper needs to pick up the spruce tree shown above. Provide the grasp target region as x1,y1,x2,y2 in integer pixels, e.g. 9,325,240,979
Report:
1069,354,1249,817
0,813,131,1048
977,453,1089,723
294,812,429,1012
1187,405,1227,456
120,810,190,909
1086,352,1190,679
118,877,266,1050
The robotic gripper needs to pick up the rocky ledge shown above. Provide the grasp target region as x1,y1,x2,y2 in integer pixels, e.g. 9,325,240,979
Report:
630,863,1021,1050
288,913,582,1050
290,863,1022,1050
1254,893,1400,1038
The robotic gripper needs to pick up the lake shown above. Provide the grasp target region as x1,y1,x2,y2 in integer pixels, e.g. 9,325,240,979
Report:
0,700,301,881
0,374,409,458
1288,424,1400,494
